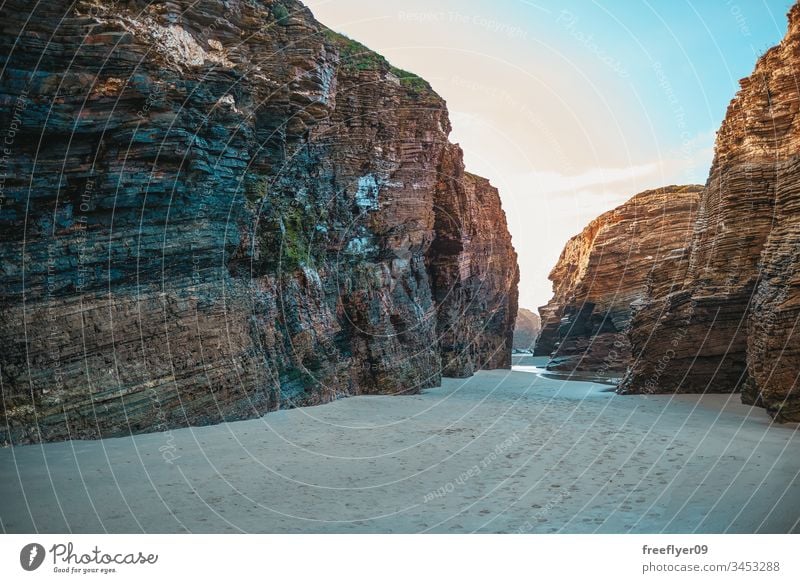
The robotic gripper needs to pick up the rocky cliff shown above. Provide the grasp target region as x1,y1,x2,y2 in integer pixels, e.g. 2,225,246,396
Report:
0,0,518,444
534,186,702,372
429,156,519,376
621,4,800,422
513,308,540,351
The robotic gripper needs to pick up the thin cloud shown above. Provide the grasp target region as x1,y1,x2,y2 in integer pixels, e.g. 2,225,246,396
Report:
527,162,660,194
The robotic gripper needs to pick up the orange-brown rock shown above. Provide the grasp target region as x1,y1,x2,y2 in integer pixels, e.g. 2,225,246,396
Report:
534,186,701,373
621,4,800,421
428,154,519,376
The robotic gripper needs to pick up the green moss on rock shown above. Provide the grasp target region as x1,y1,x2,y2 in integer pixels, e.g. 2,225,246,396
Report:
321,28,432,93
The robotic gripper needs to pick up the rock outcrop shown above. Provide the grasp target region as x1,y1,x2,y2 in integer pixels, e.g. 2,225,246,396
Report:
534,186,702,372
428,157,519,376
621,4,800,422
513,308,540,351
0,0,518,444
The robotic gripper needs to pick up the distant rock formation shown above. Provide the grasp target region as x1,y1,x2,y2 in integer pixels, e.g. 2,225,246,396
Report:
621,3,800,422
513,308,541,351
0,0,518,444
534,186,702,372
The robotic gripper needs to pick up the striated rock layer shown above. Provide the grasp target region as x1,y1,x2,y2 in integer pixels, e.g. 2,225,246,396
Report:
513,308,540,351
621,4,800,421
0,0,518,443
428,157,519,376
534,186,702,372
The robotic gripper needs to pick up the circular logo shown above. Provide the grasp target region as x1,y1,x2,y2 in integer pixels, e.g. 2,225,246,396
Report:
19,543,45,571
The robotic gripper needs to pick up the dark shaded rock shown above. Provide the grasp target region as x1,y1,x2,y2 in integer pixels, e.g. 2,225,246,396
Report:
0,0,518,443
428,155,519,377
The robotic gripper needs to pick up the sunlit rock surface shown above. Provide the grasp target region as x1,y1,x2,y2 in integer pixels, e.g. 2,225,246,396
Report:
621,4,800,421
534,186,701,374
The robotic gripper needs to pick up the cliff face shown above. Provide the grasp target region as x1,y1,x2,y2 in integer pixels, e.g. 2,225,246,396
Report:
534,186,702,372
513,308,540,351
428,155,519,376
621,4,800,421
0,0,518,444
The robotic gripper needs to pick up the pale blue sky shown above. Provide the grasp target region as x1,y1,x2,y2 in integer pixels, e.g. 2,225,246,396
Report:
306,0,791,310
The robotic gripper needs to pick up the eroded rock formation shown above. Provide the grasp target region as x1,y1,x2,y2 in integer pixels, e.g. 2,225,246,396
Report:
428,156,519,376
0,0,518,443
621,4,800,422
534,186,702,372
513,308,540,351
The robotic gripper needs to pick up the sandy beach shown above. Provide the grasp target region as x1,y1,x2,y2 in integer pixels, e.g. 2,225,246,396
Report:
1,356,798,534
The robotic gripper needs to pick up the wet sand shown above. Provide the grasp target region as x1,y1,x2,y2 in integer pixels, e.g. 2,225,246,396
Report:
1,357,798,533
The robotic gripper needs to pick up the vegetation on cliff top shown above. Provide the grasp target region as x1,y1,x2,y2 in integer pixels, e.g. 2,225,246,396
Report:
321,27,432,93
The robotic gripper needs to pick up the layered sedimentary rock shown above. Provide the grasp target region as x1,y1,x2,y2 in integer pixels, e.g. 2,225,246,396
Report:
0,0,518,444
428,155,518,376
534,186,701,372
621,4,800,421
513,308,540,351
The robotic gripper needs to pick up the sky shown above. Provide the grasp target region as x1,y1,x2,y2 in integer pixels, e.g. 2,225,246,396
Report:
304,0,791,312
